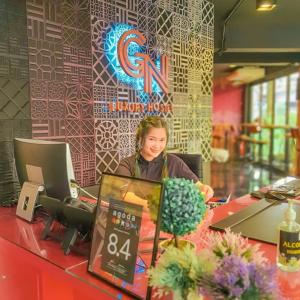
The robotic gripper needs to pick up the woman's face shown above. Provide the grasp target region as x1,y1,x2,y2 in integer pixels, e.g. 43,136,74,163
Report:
140,127,167,161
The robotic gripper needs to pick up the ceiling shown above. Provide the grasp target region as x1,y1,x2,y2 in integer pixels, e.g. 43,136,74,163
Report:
209,0,300,80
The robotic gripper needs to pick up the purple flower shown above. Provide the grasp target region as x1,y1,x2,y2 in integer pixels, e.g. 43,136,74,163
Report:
213,255,250,298
247,263,278,296
197,255,278,299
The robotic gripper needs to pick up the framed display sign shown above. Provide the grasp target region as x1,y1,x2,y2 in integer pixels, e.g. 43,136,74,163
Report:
88,172,164,300
101,198,143,284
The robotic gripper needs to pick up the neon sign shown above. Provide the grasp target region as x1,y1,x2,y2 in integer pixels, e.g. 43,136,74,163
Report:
117,29,169,94
104,24,169,94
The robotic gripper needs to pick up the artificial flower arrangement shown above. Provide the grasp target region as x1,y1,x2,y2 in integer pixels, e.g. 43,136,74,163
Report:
148,229,278,300
160,177,207,247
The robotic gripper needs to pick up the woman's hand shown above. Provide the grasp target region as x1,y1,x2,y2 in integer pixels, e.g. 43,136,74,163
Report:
196,181,214,202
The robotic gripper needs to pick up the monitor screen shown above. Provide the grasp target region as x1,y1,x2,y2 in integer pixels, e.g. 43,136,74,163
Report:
14,138,77,201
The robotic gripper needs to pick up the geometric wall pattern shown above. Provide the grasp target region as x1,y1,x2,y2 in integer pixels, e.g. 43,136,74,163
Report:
0,0,31,202
91,0,213,181
26,0,95,187
0,0,213,191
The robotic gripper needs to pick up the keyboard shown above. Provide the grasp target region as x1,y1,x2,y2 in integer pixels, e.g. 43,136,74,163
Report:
271,179,300,197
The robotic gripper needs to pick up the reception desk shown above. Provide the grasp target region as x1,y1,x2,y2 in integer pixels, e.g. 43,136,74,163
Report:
0,194,299,299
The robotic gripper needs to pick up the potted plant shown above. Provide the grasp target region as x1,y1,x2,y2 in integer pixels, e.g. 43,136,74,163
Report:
148,245,205,300
148,229,278,300
160,177,207,249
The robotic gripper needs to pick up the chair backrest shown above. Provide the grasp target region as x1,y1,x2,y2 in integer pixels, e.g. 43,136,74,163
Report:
170,153,203,181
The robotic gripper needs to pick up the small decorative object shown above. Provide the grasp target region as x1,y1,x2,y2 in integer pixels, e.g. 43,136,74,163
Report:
197,229,278,300
198,254,277,299
148,245,207,300
161,177,206,248
202,228,267,265
148,229,278,300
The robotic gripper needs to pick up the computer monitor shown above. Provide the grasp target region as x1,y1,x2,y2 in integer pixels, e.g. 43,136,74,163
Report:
14,138,78,201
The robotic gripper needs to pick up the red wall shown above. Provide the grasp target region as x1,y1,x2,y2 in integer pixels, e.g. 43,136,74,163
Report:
212,85,245,129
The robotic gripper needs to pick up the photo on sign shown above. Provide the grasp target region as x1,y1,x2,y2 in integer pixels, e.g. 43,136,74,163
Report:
88,173,164,300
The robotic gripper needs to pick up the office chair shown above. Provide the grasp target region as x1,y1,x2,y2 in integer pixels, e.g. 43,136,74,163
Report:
170,153,203,182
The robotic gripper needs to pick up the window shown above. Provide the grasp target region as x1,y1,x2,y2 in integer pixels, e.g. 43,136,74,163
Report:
248,72,299,172
273,76,288,166
250,84,261,121
288,73,299,127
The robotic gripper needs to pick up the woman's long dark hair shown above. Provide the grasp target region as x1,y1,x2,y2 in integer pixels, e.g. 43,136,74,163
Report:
134,116,169,179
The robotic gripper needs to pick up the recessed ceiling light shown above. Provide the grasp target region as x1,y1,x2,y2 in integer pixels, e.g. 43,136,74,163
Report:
256,0,277,11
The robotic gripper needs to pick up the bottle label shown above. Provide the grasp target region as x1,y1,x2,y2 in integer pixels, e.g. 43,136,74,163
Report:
279,230,300,266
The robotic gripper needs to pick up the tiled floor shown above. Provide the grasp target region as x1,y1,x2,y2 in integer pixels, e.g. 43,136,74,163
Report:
211,160,289,200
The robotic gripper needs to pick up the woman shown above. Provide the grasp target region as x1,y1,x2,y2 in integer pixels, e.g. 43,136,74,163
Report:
116,116,214,201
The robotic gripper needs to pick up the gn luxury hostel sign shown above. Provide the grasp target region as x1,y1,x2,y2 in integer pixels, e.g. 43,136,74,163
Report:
104,24,171,113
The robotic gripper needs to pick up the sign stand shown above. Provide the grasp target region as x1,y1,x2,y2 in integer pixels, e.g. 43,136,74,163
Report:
88,173,164,300
16,181,44,222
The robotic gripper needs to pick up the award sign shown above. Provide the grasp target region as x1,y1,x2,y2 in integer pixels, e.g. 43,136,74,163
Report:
101,199,143,284
88,173,164,300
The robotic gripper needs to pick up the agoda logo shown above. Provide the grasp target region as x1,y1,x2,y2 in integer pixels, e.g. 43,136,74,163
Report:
104,24,169,95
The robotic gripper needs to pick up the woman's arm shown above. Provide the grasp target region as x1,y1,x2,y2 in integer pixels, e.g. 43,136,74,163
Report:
167,154,214,202
115,155,135,177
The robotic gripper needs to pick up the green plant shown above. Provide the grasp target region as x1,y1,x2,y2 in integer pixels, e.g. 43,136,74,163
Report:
148,229,278,300
148,245,210,300
161,178,206,246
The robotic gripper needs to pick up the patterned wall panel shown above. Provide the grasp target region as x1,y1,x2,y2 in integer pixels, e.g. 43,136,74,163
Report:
2,0,213,199
0,0,31,203
27,0,64,135
26,0,95,187
91,0,213,181
24,0,213,186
